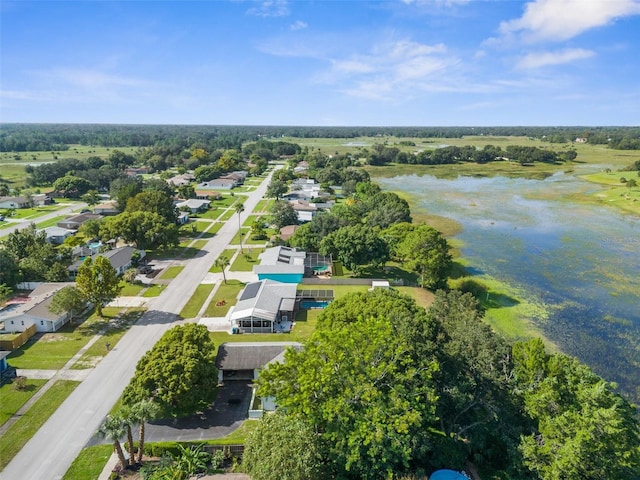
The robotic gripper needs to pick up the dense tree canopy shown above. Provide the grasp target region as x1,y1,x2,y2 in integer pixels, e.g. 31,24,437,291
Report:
269,200,298,229
125,190,177,223
319,224,389,273
259,290,440,480
122,324,218,417
243,412,325,480
99,211,179,250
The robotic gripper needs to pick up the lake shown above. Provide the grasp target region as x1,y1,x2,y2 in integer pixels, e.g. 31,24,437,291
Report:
380,172,640,399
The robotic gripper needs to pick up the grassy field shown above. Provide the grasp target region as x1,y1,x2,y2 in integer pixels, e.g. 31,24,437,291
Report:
179,283,215,319
0,379,48,426
0,380,80,470
580,171,640,215
119,281,146,296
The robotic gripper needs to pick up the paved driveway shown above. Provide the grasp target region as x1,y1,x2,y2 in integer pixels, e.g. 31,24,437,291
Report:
144,381,252,442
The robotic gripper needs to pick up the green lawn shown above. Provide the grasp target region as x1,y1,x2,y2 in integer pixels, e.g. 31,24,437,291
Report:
72,309,145,369
229,227,250,245
160,265,184,279
229,249,263,272
253,199,275,213
218,209,235,221
243,214,267,227
142,284,166,297
62,444,113,480
179,219,212,236
119,282,146,296
179,283,215,318
296,284,371,299
194,208,221,220
7,308,136,370
212,195,238,208
0,380,80,470
3,205,63,220
209,419,260,444
34,215,68,229
0,379,48,426
209,249,237,272
182,239,207,258
204,280,245,317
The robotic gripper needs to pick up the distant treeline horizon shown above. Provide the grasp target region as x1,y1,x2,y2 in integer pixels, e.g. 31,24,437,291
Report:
1,123,639,152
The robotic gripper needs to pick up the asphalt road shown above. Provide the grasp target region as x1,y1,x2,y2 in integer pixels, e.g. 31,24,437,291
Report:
1,169,277,480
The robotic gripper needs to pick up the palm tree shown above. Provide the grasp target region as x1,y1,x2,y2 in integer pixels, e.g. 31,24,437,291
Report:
235,203,245,252
214,255,230,284
131,399,160,464
98,415,128,471
118,406,138,466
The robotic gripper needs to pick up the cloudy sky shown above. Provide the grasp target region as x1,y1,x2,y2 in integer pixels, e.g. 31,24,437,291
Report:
1,0,639,125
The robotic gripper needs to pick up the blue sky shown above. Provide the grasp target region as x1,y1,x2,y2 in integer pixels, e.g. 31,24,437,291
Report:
1,0,639,126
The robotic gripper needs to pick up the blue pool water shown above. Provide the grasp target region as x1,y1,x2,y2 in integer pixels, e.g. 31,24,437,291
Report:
429,470,469,480
312,264,331,272
300,300,330,309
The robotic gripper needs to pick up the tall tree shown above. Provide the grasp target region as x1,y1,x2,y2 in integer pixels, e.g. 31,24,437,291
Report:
99,211,179,250
125,190,177,223
397,225,452,289
122,324,218,417
258,290,439,479
235,203,245,252
214,255,230,284
514,339,640,480
266,178,288,199
131,400,160,464
53,175,96,198
243,412,325,480
75,256,120,316
98,415,128,471
319,224,389,274
269,200,298,229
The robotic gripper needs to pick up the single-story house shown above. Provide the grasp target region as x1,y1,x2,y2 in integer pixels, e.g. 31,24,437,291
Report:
279,224,299,241
194,189,222,200
93,201,119,216
57,213,103,230
175,198,211,213
68,246,146,277
0,282,76,333
229,280,298,334
196,179,236,191
125,166,151,176
215,341,302,384
41,226,75,245
32,193,53,206
253,246,306,283
289,199,318,223
220,171,248,184
0,196,31,209
166,173,195,187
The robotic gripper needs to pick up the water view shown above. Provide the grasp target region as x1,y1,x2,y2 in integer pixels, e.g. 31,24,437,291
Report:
380,173,640,398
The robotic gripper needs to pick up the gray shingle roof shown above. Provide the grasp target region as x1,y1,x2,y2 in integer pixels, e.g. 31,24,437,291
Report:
215,342,302,370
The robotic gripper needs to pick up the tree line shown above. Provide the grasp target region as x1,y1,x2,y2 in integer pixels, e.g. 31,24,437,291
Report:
2,123,638,152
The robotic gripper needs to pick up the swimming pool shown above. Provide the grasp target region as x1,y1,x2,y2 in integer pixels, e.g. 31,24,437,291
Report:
300,300,330,309
312,264,331,272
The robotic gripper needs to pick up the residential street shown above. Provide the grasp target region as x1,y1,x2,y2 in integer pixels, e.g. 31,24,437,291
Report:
0,202,87,238
1,169,277,480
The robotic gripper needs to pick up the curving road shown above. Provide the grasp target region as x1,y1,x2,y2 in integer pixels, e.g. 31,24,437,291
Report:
0,202,88,239
1,168,277,480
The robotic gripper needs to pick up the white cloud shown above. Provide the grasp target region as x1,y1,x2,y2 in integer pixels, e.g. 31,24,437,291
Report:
290,20,307,31
516,48,595,69
321,40,459,100
247,0,289,17
500,0,640,42
401,0,470,6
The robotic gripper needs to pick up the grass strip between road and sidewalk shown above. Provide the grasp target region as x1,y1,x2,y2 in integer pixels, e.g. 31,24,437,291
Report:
0,380,80,470
61,444,113,480
179,283,215,319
